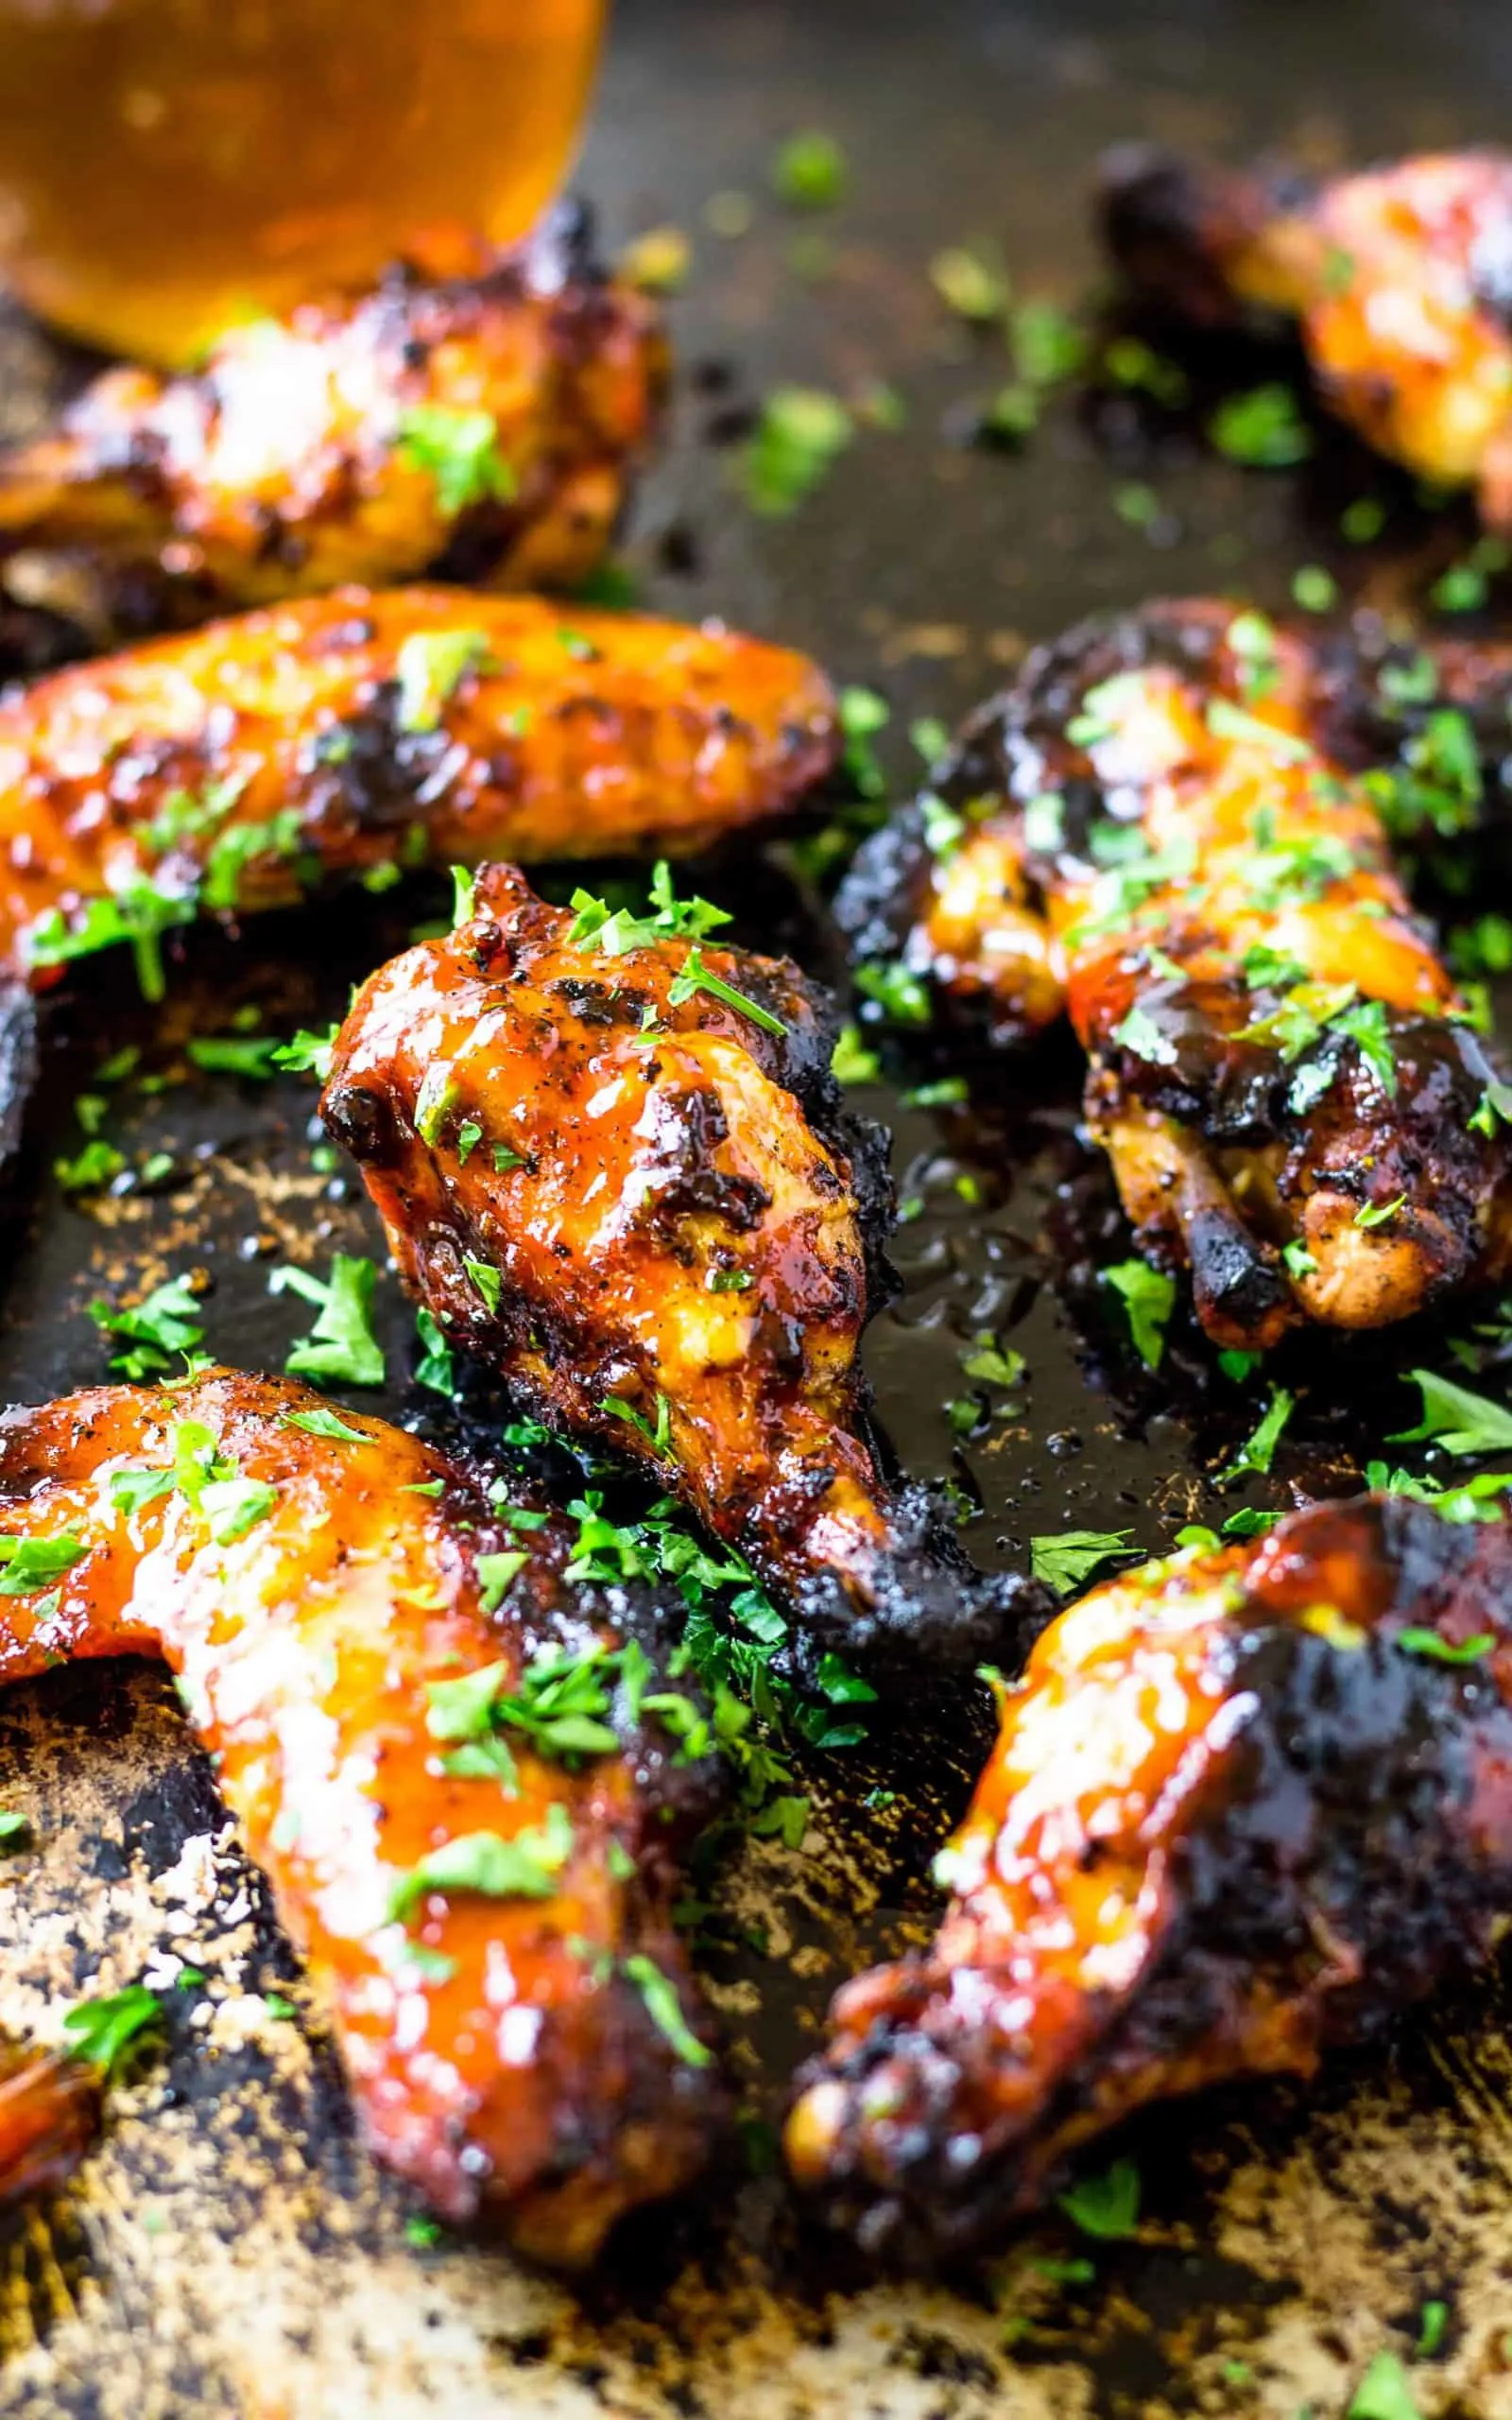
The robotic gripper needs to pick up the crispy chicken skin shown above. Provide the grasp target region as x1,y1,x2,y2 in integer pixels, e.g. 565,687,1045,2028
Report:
0,2045,98,2202
0,1371,717,2264
324,864,1046,1666
787,1494,1512,2262
0,210,664,614
838,600,1512,1348
1100,146,1512,523
0,585,835,983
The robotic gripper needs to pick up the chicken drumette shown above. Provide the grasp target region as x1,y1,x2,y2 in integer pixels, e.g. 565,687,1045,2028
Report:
787,1490,1512,2261
0,1370,717,2265
323,863,1045,1665
1100,146,1512,525
0,208,663,621
838,599,1512,1348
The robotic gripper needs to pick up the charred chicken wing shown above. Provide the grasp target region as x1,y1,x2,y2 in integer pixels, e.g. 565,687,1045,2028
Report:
838,600,1512,1349
1100,146,1512,523
0,585,834,992
787,1492,1512,2261
0,1370,717,2264
324,863,1044,1664
0,209,663,616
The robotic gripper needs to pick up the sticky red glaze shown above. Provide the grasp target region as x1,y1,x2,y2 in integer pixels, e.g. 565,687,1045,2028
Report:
0,586,835,977
1103,147,1512,524
0,235,665,607
0,2046,98,2202
787,1495,1512,2260
324,863,897,1615
0,1371,716,2265
846,599,1512,1347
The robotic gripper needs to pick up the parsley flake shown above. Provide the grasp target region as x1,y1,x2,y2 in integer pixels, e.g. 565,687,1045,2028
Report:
271,1255,386,1388
395,406,514,517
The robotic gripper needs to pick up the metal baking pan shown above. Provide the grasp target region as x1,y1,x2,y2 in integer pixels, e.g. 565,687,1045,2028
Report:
4,0,1511,2411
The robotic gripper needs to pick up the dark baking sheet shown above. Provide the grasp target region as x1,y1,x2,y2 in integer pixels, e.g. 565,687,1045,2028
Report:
5,2,1512,2412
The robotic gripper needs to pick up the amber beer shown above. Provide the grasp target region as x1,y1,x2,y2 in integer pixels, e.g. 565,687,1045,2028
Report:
0,0,605,365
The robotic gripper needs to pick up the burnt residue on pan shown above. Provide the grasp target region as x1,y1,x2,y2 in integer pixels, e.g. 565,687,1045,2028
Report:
6,0,1512,2411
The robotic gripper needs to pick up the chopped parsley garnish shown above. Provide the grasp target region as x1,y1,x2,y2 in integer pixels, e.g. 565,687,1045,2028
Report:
1292,564,1338,613
283,1405,368,1443
1226,609,1280,700
831,1022,881,1085
413,1306,456,1398
271,1255,386,1388
0,1808,29,1850
61,1983,163,2077
1216,1386,1296,1485
709,1269,753,1294
271,1023,339,1080
56,1138,126,1194
668,944,787,1037
1206,698,1314,761
395,405,514,516
1354,1193,1407,1230
855,959,931,1027
603,1391,675,1459
567,857,732,957
1391,1370,1512,1458
0,1533,85,1594
464,1258,502,1314
26,880,196,1004
1282,1240,1319,1279
1365,1461,1512,1524
838,685,889,800
1208,383,1312,468
1102,1260,1176,1368
1030,1530,1138,1598
1111,1003,1176,1066
394,627,491,734
1010,297,1087,389
186,1033,282,1080
909,715,951,768
959,1335,1025,1387
1057,2156,1141,2239
771,129,846,209
929,243,1007,320
1066,670,1148,750
1347,2352,1422,2420
412,1065,458,1147
1396,1626,1493,1666
474,1550,528,1614
740,387,852,516
88,1277,206,1379
429,1639,632,1769
624,1954,713,2067
387,1804,574,1923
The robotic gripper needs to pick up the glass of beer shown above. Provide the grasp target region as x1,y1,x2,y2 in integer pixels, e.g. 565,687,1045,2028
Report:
0,0,606,366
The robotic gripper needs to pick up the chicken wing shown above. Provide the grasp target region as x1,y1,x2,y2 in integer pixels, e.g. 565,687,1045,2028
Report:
787,1491,1512,2261
1099,146,1512,523
0,2043,99,2203
0,585,835,992
837,600,1512,1348
0,1370,718,2265
0,207,664,617
323,862,1046,1666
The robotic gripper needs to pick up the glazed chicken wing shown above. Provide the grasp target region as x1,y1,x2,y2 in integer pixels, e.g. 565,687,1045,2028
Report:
323,863,1045,1665
838,600,1512,1349
787,1492,1512,2261
0,209,663,620
1100,146,1512,524
0,585,834,989
0,1370,718,2265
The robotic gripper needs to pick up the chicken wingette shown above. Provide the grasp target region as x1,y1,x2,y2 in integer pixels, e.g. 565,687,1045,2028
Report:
323,863,1046,1666
0,1370,718,2265
0,585,834,986
787,1490,1512,2261
1100,146,1512,524
838,600,1512,1349
0,209,663,616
